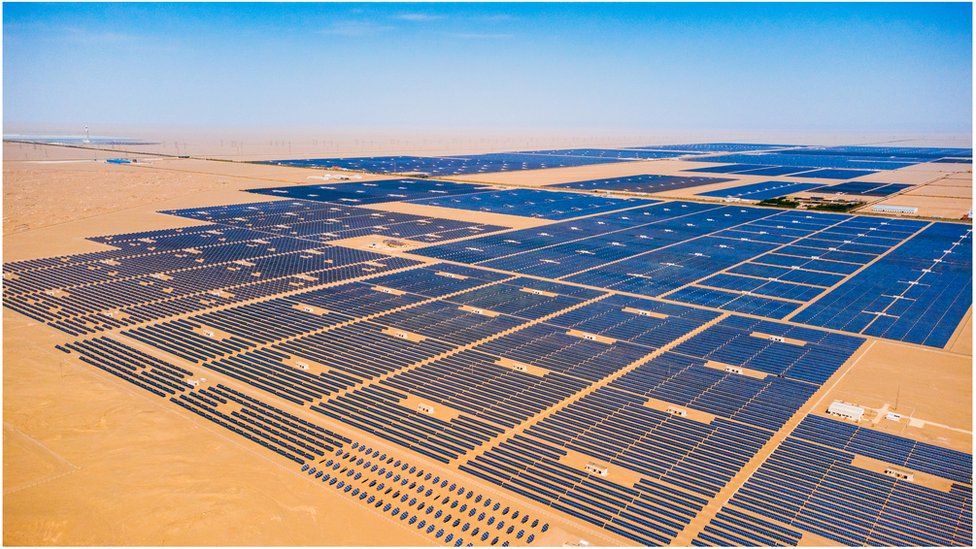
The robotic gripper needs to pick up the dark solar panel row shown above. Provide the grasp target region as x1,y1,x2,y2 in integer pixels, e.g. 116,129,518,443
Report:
374,301,526,346
791,146,972,160
174,384,347,464
383,349,592,428
672,315,864,384
566,234,779,297
667,286,801,319
526,386,772,497
409,188,653,220
88,225,275,253
277,321,457,381
515,148,689,160
3,237,318,296
461,433,711,545
547,173,735,194
799,168,880,180
164,200,373,226
794,415,972,484
693,506,803,546
41,259,417,337
697,273,825,302
697,180,825,200
4,247,418,335
162,197,509,245
248,178,490,204
609,351,817,431
687,163,799,175
208,347,360,405
815,181,913,196
443,277,601,320
60,336,193,397
479,206,772,279
415,201,718,264
262,153,624,177
635,143,795,152
364,263,510,298
542,293,721,349
314,384,504,463
321,441,547,546
475,323,651,382
692,152,910,171
724,429,972,546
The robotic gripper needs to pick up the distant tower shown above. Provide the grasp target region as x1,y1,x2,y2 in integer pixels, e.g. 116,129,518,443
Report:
83,125,91,144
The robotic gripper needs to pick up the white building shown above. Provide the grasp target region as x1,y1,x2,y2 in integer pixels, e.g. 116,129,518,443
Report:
827,401,865,421
872,204,918,215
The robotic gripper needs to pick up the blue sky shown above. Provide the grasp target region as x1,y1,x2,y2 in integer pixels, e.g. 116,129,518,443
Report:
3,3,972,134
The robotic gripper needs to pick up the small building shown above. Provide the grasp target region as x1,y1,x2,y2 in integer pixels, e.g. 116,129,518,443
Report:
584,463,608,477
884,468,915,482
827,401,865,421
872,204,918,215
666,406,688,417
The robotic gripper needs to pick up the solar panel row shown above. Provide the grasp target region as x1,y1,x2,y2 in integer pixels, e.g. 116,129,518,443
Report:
408,188,651,220
59,337,547,547
701,415,973,547
547,174,735,194
262,153,625,177
697,180,825,200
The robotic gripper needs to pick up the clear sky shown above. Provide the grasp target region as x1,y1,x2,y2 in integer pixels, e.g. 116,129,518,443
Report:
3,2,972,135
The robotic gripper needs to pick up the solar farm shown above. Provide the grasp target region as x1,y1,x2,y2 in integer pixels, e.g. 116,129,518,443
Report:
3,142,973,546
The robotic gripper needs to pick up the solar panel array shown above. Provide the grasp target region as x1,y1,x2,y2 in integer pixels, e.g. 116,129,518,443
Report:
6,145,973,547
262,153,627,177
548,174,735,194
697,415,972,547
684,146,972,182
407,188,652,220
697,180,826,201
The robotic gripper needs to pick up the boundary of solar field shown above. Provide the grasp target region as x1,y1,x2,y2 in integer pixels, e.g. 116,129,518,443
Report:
8,138,969,224
248,164,973,225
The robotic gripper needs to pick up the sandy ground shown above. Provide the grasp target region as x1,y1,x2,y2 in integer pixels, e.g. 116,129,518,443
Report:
3,311,427,546
858,194,971,219
364,201,554,230
0,149,440,545
3,141,972,546
2,145,611,546
813,337,972,452
847,163,974,219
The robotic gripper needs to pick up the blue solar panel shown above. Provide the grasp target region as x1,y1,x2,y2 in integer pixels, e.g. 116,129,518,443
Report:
672,315,864,384
515,148,688,160
694,152,913,171
247,178,489,204
794,168,878,180
686,163,770,174
667,286,801,319
549,174,734,193
698,180,826,200
792,222,972,347
719,415,973,547
733,165,813,176
634,143,795,152
409,188,651,219
262,153,626,176
819,181,912,196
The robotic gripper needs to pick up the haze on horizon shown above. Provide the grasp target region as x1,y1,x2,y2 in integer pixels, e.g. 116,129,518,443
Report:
3,3,972,137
